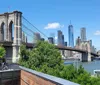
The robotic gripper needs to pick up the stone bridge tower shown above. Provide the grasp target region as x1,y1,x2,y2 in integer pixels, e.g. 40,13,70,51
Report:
0,11,22,63
80,41,91,62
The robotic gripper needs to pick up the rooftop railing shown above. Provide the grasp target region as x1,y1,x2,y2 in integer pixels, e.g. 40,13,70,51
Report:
0,65,80,85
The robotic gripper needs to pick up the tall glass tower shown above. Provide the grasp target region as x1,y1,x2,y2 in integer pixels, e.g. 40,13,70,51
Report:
34,32,41,43
58,30,62,45
62,35,64,46
81,27,86,41
68,24,74,47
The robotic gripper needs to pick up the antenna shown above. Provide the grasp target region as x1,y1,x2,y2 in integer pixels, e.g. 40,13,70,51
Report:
8,6,10,12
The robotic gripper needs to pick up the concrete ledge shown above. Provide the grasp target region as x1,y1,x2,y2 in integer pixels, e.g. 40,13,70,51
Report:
19,66,79,85
0,69,20,73
0,69,20,85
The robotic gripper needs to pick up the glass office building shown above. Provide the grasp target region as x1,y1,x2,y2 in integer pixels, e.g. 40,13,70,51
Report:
34,32,41,43
81,27,86,41
58,30,63,45
68,24,74,47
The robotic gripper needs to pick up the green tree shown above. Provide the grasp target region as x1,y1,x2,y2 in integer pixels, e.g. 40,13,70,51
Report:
0,45,6,58
19,44,29,66
19,41,63,75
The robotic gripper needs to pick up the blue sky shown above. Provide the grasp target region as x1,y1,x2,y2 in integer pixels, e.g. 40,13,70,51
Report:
0,0,100,50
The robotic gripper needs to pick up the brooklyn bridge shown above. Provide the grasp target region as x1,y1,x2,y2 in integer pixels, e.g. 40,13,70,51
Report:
0,11,99,63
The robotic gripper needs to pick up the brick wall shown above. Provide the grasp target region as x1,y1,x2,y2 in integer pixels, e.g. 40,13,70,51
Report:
2,79,20,85
20,70,56,85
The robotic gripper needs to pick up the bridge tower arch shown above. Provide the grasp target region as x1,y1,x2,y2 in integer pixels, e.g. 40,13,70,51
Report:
0,22,5,41
8,21,14,41
87,41,91,61
0,11,22,63
80,41,92,62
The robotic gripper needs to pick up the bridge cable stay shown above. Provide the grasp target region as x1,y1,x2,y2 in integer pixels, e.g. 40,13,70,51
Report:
22,24,34,42
22,29,34,43
22,23,39,38
22,16,48,38
22,24,35,34
22,29,33,38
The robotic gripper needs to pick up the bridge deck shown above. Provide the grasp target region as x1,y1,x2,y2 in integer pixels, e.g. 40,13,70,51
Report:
0,42,99,56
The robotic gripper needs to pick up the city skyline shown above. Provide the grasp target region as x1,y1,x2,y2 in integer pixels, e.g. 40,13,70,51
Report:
0,0,100,50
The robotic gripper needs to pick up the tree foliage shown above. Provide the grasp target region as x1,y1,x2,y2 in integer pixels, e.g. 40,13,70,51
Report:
0,45,6,58
19,41,100,85
19,41,63,75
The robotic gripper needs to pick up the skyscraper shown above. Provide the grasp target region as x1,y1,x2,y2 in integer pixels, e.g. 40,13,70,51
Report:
50,33,55,44
81,27,86,41
48,37,54,44
75,36,81,49
89,40,92,48
41,38,45,41
62,35,64,46
34,32,41,43
68,24,74,47
76,36,81,46
58,30,63,45
64,42,67,46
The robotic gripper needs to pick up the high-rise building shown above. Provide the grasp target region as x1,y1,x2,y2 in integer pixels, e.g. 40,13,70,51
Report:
25,36,27,43
50,33,55,44
76,36,81,46
68,24,74,47
89,40,92,47
75,36,81,49
34,32,41,43
64,42,67,46
89,40,96,53
57,30,65,46
91,46,96,53
89,40,92,51
81,27,86,41
62,35,64,46
58,30,63,45
48,37,54,44
41,38,45,41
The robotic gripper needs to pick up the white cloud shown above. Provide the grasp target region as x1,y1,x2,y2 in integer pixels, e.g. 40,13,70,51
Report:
94,30,100,35
44,22,64,29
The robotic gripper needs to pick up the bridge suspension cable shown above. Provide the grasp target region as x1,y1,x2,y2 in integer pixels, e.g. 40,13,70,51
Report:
22,29,33,38
22,16,48,38
22,24,35,34
22,24,34,42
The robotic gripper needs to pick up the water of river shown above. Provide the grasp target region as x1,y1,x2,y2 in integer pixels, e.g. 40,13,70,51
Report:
64,60,100,75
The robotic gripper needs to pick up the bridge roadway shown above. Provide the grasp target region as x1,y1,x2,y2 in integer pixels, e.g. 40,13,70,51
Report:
0,41,99,57
56,45,99,57
25,43,99,57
